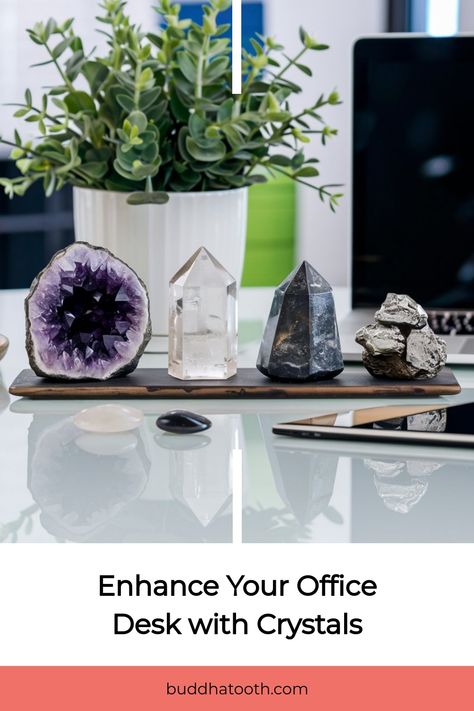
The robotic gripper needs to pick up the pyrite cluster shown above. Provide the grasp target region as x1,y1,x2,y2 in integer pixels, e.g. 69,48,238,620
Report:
355,293,446,379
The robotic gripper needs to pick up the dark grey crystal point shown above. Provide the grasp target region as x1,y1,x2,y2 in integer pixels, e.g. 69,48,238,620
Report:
256,261,344,381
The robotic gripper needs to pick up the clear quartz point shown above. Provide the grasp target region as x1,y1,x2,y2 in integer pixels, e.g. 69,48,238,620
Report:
168,247,238,380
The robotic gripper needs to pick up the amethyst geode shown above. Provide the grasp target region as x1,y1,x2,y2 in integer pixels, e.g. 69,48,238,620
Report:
25,242,151,380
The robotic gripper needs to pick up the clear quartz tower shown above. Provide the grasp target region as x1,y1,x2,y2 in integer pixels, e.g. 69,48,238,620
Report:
168,247,238,380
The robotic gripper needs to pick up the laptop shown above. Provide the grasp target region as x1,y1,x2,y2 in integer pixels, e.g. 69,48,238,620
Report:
340,35,474,364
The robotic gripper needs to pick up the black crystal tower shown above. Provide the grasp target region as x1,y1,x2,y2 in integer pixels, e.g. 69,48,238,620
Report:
256,261,344,381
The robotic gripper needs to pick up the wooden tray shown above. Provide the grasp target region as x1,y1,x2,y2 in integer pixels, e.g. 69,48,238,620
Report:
9,367,461,399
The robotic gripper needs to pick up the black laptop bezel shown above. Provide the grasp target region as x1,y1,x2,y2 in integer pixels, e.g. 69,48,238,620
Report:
352,35,474,311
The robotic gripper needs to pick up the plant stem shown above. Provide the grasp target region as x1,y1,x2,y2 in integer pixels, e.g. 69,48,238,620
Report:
265,162,335,199
274,47,307,81
134,60,142,108
196,36,210,101
0,138,99,187
44,42,75,92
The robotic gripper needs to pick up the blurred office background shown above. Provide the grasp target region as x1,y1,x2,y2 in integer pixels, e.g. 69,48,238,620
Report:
0,0,469,289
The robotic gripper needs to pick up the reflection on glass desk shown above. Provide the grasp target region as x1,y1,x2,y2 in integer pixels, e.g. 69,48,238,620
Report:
2,395,474,543
255,417,474,543
2,405,238,543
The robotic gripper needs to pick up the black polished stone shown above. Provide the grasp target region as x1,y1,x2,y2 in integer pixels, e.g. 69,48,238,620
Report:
156,410,212,434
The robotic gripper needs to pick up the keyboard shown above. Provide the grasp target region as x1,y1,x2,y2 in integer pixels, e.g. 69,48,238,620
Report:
428,311,474,336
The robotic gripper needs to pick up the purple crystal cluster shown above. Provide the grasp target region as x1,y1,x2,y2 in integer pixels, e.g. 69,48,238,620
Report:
25,242,151,380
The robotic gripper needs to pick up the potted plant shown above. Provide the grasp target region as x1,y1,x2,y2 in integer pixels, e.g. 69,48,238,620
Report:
0,0,341,334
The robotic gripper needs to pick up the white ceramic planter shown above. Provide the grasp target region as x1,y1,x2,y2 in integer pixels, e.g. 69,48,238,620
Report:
73,186,248,334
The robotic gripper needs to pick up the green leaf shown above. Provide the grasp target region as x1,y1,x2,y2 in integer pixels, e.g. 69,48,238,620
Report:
265,111,292,122
131,159,161,179
222,124,242,147
247,174,268,184
147,99,168,122
13,108,29,118
186,137,226,162
65,50,85,81
27,32,44,46
250,37,264,55
80,161,108,179
44,172,56,197
139,87,162,111
269,154,292,167
225,175,246,187
31,59,55,68
294,166,320,178
296,63,312,77
147,32,163,49
137,67,155,92
70,37,83,52
137,142,160,164
81,61,109,96
45,18,57,38
16,158,32,174
170,87,190,123
232,151,252,160
127,110,148,133
205,125,221,139
291,151,305,170
48,85,69,96
113,159,140,181
299,27,327,50
217,98,233,122
52,38,71,59
177,52,197,83
247,81,272,94
189,113,207,139
105,176,139,192
127,191,170,205
204,57,229,83
60,18,74,33
117,94,135,112
64,91,96,114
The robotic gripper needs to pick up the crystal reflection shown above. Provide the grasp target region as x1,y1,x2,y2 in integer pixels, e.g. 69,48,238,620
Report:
248,414,474,543
155,415,236,533
24,411,237,542
244,415,342,542
372,409,447,433
368,409,447,514
367,459,440,514
28,416,150,541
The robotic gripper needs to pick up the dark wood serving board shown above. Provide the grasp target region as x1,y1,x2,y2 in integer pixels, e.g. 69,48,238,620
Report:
9,367,461,399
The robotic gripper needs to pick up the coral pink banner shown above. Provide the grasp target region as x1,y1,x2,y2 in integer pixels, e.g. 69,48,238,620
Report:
1,666,473,710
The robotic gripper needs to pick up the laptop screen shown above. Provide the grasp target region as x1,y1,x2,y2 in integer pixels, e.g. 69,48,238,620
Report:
353,37,474,310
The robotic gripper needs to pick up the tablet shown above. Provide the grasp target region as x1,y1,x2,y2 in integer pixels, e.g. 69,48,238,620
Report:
273,402,474,447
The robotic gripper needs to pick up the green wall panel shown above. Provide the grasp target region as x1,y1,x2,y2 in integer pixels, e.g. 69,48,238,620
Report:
242,175,296,286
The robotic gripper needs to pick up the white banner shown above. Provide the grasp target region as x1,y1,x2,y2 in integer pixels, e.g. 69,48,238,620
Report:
0,543,472,666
